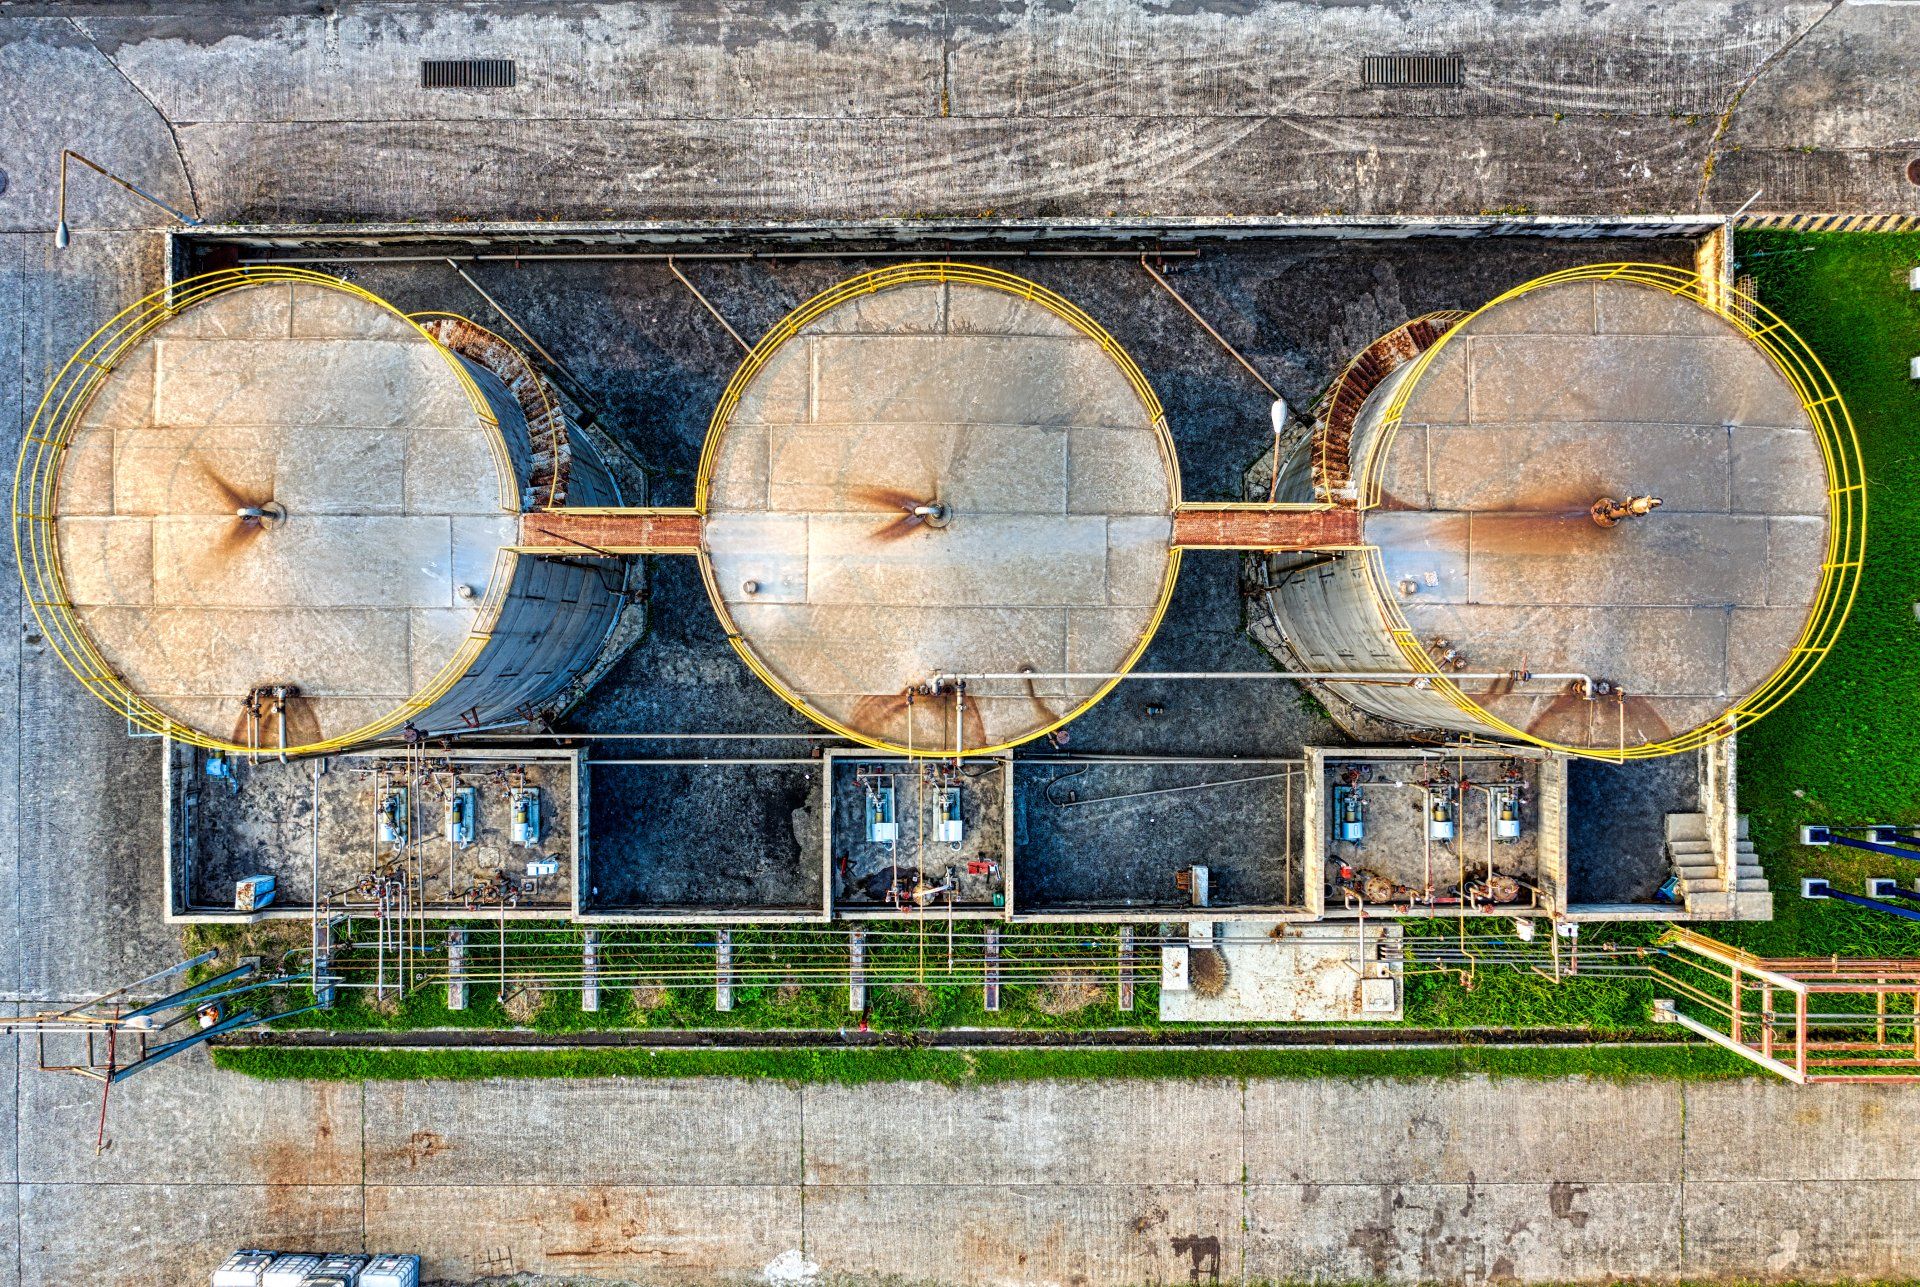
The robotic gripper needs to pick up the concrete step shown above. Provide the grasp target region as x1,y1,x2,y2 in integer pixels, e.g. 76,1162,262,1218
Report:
1735,878,1771,892
1680,876,1726,893
1738,814,1752,841
1667,812,1709,843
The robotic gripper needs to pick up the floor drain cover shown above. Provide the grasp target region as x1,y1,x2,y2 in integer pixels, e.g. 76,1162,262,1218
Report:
421,58,517,89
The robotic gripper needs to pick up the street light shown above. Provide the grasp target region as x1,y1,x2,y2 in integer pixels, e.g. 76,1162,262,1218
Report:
53,148,200,248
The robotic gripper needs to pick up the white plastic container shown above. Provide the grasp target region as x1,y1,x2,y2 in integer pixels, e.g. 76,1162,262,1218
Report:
312,1253,367,1284
261,1255,324,1287
359,1255,421,1287
211,1249,276,1286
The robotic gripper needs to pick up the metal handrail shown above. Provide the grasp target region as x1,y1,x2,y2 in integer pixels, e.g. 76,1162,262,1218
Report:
13,267,516,755
1349,262,1866,762
692,261,1183,758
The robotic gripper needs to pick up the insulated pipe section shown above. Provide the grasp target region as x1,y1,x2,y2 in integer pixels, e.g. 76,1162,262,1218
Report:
928,670,1597,698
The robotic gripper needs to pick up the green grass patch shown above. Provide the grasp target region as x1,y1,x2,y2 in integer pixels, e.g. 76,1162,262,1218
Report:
213,1040,1752,1084
1728,230,1920,960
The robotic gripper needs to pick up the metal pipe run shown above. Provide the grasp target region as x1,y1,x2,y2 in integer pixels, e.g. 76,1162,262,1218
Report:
929,669,1597,698
234,249,1204,266
1053,770,1298,810
460,732,841,740
587,757,822,766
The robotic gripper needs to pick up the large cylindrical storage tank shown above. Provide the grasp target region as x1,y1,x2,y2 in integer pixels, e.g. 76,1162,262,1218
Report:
697,264,1181,756
18,270,624,754
1266,265,1861,759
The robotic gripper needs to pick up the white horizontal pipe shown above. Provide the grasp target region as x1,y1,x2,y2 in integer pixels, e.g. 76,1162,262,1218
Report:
929,670,1595,698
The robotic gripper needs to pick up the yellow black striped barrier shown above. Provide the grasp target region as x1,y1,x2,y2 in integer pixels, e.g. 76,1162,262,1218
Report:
1737,213,1920,233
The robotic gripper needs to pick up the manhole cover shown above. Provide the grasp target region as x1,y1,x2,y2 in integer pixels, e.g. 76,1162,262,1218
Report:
0,168,10,197
1908,156,1920,186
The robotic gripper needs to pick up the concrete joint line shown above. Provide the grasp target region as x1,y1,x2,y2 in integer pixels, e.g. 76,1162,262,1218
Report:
66,16,205,222
798,1083,808,1256
1696,0,1846,208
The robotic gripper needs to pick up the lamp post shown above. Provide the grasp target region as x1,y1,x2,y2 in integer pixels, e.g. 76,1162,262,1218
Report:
54,148,200,248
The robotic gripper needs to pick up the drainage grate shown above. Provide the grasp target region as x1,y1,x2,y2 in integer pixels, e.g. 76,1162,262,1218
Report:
1361,53,1464,88
421,58,517,90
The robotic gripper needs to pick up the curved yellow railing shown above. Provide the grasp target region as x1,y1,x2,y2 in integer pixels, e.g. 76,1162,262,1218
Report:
14,267,516,755
1350,261,1866,762
694,262,1182,758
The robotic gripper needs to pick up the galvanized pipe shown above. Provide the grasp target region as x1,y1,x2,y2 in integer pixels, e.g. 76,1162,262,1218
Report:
929,669,1596,698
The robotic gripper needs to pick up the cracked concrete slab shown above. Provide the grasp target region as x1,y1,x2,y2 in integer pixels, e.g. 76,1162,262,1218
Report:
1245,1179,1686,1282
801,1080,1243,1186
2,1,1911,227
360,1078,802,1186
364,1182,802,1282
2,1059,1920,1284
17,1181,364,1287
804,1182,1243,1286
1246,1077,1685,1186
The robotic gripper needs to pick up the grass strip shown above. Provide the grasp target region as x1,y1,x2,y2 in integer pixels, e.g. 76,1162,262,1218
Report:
214,1040,1753,1084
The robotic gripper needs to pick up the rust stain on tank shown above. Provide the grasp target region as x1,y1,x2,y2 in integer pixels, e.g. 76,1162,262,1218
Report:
229,690,324,748
1523,688,1598,740
1313,311,1465,497
1456,512,1592,558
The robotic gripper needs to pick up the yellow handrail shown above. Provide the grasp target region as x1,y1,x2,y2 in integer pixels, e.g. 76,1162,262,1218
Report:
1351,262,1866,762
693,262,1182,757
13,268,516,755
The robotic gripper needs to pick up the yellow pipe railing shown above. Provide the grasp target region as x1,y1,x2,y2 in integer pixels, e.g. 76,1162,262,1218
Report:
694,262,1182,758
14,268,516,755
1350,261,1866,761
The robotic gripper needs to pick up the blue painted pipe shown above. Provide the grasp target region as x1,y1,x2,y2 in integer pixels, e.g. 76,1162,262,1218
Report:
1805,827,1920,863
1805,881,1920,924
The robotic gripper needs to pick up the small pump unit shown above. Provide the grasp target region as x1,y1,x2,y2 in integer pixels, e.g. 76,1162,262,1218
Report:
865,781,898,843
1426,785,1456,842
1493,787,1523,842
205,750,239,795
234,873,276,912
446,786,477,848
378,786,408,847
936,785,965,847
1333,784,1365,843
510,786,542,847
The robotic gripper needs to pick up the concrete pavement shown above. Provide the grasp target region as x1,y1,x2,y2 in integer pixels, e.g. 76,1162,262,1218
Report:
1,3,1918,234
7,1049,1920,1286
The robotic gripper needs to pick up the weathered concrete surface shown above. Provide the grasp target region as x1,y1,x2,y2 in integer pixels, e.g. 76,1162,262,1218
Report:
10,1057,1920,1286
0,2,1915,229
1708,0,1920,212
361,1079,803,1185
3,229,178,1004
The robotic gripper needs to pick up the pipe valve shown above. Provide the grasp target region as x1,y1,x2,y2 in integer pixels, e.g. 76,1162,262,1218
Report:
1590,494,1661,528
